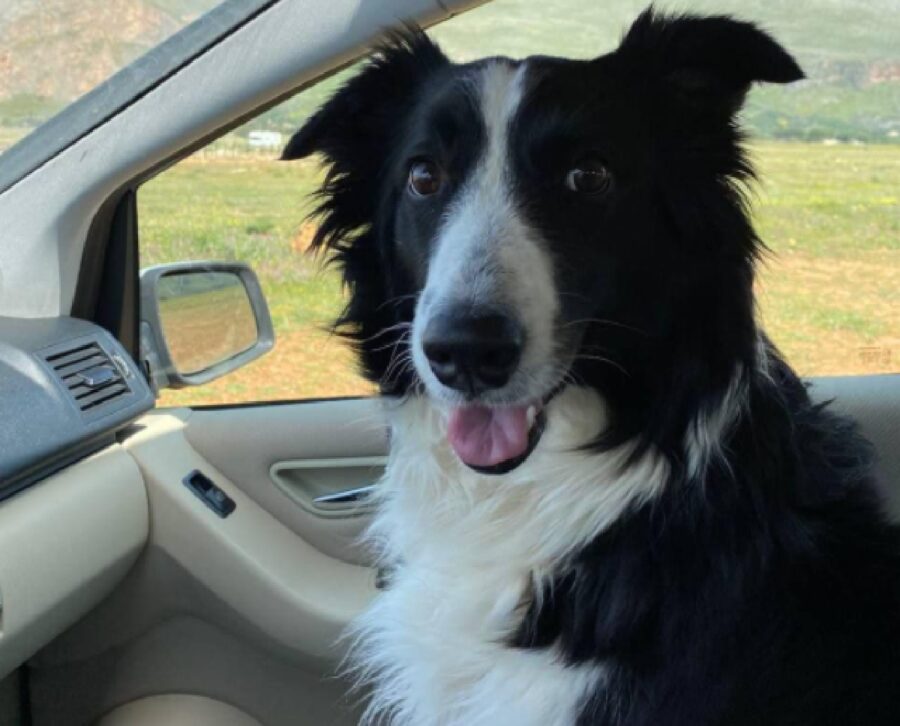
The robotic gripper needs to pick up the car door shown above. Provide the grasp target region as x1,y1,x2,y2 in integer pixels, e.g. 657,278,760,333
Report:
26,401,386,725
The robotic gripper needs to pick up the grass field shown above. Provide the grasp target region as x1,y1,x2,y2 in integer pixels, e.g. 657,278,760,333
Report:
139,141,899,407
0,126,28,150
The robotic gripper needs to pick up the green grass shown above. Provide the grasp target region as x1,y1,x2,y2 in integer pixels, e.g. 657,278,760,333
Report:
140,141,899,406
429,0,900,63
0,126,29,152
0,94,64,129
140,153,362,404
749,143,900,257
142,156,320,275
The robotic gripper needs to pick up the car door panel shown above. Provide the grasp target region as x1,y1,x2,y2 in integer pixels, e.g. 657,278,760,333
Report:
183,398,389,565
29,553,363,726
123,410,376,664
27,407,376,726
0,445,146,682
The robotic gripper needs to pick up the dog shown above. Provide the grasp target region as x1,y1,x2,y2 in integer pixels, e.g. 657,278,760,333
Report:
283,9,900,725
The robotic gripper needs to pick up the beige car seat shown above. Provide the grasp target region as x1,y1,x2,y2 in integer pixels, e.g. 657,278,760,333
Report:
96,694,262,726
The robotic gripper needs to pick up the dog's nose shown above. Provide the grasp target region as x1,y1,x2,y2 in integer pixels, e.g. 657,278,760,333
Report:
422,311,524,395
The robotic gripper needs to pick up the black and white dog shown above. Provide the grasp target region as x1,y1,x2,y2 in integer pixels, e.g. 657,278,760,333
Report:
284,9,900,725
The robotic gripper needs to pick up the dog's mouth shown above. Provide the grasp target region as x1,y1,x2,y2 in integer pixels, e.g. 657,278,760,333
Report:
446,393,555,475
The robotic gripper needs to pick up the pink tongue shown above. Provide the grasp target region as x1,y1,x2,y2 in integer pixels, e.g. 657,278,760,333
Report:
447,405,531,468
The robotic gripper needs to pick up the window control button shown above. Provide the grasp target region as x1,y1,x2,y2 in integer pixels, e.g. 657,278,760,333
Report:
183,470,236,518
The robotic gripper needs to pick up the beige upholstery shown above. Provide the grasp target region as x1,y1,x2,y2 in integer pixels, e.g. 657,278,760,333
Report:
97,695,261,726
0,446,147,681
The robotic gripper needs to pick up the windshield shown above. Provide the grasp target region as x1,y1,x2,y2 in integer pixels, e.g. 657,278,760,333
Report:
0,0,221,153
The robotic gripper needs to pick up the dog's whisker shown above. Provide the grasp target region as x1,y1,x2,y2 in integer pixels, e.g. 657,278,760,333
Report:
558,317,649,336
369,329,413,355
571,353,630,378
375,293,420,312
357,321,412,345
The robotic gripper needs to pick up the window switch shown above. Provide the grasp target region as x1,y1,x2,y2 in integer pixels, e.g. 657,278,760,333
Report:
183,470,236,518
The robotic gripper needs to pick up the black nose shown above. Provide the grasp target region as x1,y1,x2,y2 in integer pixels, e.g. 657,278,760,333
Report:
422,311,524,395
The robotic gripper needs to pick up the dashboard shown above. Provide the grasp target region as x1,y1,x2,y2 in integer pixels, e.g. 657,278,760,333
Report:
0,316,153,500
0,316,153,680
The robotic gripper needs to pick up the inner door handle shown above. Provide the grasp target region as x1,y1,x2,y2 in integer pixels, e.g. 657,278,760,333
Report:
270,456,386,518
312,484,377,511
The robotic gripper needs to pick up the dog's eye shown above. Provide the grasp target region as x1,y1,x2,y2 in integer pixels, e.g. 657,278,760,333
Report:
565,157,612,195
408,159,443,197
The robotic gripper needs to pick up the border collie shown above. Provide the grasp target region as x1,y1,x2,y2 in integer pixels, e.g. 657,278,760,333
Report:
284,9,900,725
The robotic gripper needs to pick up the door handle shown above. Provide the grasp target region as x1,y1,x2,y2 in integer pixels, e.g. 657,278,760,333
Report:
270,457,386,518
312,484,377,511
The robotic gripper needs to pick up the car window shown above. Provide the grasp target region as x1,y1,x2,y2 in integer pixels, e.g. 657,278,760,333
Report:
137,0,897,407
0,0,223,155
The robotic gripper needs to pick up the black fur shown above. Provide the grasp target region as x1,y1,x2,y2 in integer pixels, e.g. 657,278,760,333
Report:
515,356,900,724
285,8,900,724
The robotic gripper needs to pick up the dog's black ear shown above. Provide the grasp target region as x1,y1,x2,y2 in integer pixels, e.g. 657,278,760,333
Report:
616,8,803,111
283,27,446,161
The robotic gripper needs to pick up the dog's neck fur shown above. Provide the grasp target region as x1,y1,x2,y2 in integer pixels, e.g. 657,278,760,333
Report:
372,387,669,569
349,387,672,726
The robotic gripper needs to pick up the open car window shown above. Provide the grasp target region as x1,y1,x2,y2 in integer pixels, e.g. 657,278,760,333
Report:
136,0,897,407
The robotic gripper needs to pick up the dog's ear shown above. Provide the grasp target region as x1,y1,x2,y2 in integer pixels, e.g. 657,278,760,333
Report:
616,8,803,113
282,28,447,251
283,26,446,161
281,25,448,160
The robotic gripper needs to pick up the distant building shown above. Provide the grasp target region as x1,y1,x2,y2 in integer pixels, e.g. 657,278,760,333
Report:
248,130,283,149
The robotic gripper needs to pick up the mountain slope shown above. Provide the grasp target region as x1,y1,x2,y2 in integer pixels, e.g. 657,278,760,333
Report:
1,0,897,142
262,0,900,143
0,0,218,122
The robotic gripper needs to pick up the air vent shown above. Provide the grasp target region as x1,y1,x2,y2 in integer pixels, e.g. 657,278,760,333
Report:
45,341,131,414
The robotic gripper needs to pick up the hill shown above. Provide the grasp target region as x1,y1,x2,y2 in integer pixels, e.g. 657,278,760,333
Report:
0,0,218,126
1,0,898,142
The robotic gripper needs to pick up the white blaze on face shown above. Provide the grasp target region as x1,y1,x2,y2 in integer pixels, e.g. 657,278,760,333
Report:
411,61,560,402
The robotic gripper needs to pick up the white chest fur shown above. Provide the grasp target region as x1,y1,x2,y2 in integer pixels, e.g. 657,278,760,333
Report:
349,388,668,726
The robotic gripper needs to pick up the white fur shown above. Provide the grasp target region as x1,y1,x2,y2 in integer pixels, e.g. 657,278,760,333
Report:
684,366,748,480
411,61,561,405
349,387,669,725
756,333,775,385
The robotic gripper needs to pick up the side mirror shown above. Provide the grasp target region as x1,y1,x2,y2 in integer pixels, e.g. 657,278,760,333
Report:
140,262,274,392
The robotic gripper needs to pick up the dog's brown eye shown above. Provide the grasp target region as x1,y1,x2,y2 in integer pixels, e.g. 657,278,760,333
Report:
566,157,612,195
408,159,443,197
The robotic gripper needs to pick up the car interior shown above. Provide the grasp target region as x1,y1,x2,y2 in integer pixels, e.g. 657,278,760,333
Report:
0,1,897,725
